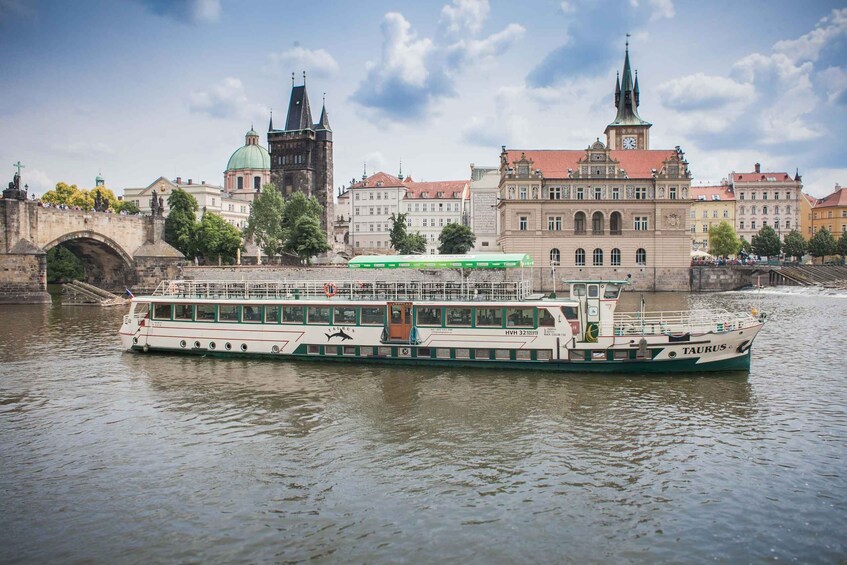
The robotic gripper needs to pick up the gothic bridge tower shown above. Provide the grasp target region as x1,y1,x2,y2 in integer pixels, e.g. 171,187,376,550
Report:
604,39,652,151
267,73,334,234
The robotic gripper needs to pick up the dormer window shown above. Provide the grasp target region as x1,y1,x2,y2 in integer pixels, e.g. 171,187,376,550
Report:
517,164,529,176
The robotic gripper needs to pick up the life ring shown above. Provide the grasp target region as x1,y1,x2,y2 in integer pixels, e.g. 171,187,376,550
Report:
323,282,337,298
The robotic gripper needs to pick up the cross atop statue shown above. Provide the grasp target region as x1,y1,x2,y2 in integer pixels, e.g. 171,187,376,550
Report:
4,160,27,200
13,161,25,177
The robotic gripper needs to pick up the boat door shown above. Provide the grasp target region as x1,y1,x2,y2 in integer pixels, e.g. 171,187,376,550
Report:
387,302,413,342
586,283,601,324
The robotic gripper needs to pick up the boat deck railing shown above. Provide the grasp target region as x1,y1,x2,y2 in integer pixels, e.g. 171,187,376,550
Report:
613,309,760,336
151,279,534,302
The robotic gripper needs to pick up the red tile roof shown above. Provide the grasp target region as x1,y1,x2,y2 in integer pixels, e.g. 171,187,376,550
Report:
691,184,735,201
351,172,405,189
404,180,469,199
504,149,679,179
730,171,793,183
813,186,847,208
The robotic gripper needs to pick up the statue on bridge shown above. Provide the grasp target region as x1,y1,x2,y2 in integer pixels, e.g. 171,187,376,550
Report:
3,161,28,201
150,190,164,216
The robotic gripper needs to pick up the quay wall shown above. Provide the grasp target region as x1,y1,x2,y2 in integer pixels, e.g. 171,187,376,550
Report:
690,266,758,292
0,253,50,304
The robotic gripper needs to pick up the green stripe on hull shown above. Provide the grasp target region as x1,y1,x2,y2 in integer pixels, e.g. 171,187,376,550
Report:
129,346,752,374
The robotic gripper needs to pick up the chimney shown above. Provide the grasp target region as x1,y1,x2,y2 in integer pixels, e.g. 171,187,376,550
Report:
176,176,182,184
754,163,760,173
188,179,192,185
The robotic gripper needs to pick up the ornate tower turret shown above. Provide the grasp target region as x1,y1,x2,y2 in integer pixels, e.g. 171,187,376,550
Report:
605,38,652,150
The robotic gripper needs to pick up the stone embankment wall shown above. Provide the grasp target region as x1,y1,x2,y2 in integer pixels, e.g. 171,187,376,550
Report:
0,253,50,304
690,266,756,292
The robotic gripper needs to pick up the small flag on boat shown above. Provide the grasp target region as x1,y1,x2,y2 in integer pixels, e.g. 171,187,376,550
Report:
125,287,134,298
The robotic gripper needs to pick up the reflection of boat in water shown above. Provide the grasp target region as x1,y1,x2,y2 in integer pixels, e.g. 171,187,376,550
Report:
119,253,766,373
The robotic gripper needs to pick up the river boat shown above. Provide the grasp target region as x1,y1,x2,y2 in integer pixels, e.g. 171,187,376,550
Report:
118,253,766,373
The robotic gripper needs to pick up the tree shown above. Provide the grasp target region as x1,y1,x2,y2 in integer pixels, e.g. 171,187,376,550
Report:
196,212,242,265
46,246,85,283
286,215,331,264
114,199,140,214
739,237,752,255
837,231,847,264
165,189,200,259
437,223,476,255
751,225,781,258
707,221,740,257
389,213,427,254
781,229,807,262
808,227,837,260
41,182,93,209
245,184,285,260
90,185,119,211
281,192,323,243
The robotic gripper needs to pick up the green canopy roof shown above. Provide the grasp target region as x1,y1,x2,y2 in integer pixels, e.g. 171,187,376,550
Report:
347,253,534,269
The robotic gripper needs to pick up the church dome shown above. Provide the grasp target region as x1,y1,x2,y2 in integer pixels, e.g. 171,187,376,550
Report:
226,128,270,172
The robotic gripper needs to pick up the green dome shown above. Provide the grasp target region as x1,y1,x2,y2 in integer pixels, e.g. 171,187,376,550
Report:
226,143,270,171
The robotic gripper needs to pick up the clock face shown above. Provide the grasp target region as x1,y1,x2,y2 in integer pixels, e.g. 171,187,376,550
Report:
623,136,637,150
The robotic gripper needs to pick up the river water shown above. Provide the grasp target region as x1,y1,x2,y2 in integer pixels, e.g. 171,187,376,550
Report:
1,289,846,563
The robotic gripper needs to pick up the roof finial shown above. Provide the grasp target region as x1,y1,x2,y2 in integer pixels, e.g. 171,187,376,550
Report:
399,158,403,180
291,72,295,87
363,161,367,180
626,32,630,50
303,70,306,85
323,91,326,105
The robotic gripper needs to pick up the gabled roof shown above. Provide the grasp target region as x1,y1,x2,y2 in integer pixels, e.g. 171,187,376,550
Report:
504,149,679,179
730,171,793,183
813,186,847,208
351,172,405,189
691,184,735,201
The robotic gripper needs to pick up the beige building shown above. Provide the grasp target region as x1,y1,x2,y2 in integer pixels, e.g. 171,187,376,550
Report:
223,127,270,202
469,165,501,252
497,44,692,291
690,184,736,252
810,183,847,237
800,192,816,239
731,164,802,243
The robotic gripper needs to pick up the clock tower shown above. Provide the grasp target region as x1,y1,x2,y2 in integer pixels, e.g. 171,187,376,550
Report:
604,39,651,150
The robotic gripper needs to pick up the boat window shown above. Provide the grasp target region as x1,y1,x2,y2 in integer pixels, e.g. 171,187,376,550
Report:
437,348,451,359
537,350,551,360
174,304,193,320
539,308,555,327
242,305,261,323
264,306,280,323
495,349,510,360
417,307,442,326
587,285,599,298
476,349,491,360
307,306,331,324
153,303,172,320
132,303,149,318
445,307,472,327
360,306,385,326
455,348,471,359
218,304,238,321
561,306,579,320
572,284,586,297
516,350,531,361
196,304,215,320
604,284,621,299
283,306,305,324
334,307,357,325
506,307,534,328
476,307,504,327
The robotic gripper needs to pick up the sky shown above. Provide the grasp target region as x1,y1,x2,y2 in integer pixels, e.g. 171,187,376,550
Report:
1,0,845,199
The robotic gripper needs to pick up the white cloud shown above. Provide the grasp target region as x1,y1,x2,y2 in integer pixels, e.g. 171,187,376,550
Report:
378,13,434,88
800,167,847,198
364,151,387,175
135,0,220,24
446,23,525,69
648,0,674,22
189,77,267,120
560,1,577,14
820,66,847,105
657,73,754,111
440,0,490,35
24,168,56,196
267,46,339,77
773,7,847,64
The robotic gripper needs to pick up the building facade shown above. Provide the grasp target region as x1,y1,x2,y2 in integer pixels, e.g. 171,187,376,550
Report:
224,127,270,201
402,179,469,254
690,184,736,252
267,77,333,235
469,165,500,251
497,44,692,291
731,163,802,243
810,183,847,237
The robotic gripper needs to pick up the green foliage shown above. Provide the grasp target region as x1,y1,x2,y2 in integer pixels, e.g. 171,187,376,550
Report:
837,230,847,259
781,229,807,261
707,221,740,257
285,215,331,264
437,223,476,255
808,227,837,258
164,189,200,258
388,212,427,254
90,185,119,210
41,182,94,210
196,213,242,265
751,225,781,258
739,237,752,254
45,246,84,283
114,199,140,214
245,185,285,258
281,192,323,243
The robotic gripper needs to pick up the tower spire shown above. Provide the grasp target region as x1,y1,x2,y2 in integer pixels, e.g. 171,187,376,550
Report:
608,36,649,127
268,109,273,131
399,159,403,180
363,162,367,181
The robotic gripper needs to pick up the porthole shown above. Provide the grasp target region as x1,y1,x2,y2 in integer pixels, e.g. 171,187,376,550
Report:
194,341,201,349
133,337,139,345
179,340,186,348
668,351,677,358
209,342,216,350
241,343,248,352
225,342,232,351
271,345,280,353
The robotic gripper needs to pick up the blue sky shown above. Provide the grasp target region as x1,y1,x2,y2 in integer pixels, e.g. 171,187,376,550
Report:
1,0,845,198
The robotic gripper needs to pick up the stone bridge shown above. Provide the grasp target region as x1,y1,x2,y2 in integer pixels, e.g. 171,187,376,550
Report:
1,198,183,303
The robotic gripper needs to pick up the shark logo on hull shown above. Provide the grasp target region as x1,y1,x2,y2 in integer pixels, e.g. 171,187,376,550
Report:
325,329,353,341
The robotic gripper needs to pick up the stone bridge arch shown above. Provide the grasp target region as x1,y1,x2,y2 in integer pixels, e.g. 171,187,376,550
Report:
44,231,137,290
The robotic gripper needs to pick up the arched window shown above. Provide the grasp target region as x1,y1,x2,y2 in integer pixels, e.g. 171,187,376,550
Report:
550,248,560,265
574,212,586,234
593,248,603,266
611,248,621,266
610,212,622,235
636,248,647,265
592,211,604,235
575,248,585,266
763,206,769,215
